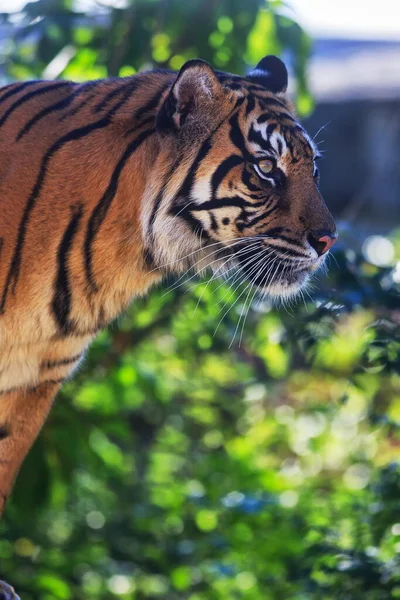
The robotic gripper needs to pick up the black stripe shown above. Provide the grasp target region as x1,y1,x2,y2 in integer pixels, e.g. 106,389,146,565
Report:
94,82,127,112
257,113,274,124
93,77,144,112
266,233,305,249
245,193,267,203
246,83,270,93
225,82,242,90
234,96,246,110
241,167,263,193
0,81,71,130
40,378,66,386
267,245,307,258
182,101,245,204
211,154,243,195
16,85,81,140
59,90,97,122
143,247,156,269
254,93,287,109
266,123,277,136
0,378,65,396
215,72,237,83
263,227,286,236
53,323,104,339
178,138,213,200
123,115,154,138
51,204,83,333
148,167,175,238
161,139,214,240
210,213,218,231
0,81,38,107
244,205,278,228
84,127,155,292
93,78,143,113
0,386,18,395
171,207,209,240
0,92,134,314
125,84,170,138
248,124,275,153
0,425,9,440
41,353,83,370
191,195,246,212
259,110,295,124
229,114,253,161
0,82,15,94
0,82,18,100
154,136,214,241
135,84,170,121
246,95,256,115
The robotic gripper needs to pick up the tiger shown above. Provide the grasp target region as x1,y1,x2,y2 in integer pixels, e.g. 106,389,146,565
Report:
0,54,336,599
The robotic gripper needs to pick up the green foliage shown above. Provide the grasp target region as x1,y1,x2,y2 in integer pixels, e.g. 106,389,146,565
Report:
0,0,313,112
0,2,399,599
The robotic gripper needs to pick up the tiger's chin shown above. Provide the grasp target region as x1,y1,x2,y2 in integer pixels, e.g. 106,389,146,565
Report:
250,268,311,300
239,257,328,300
261,272,310,299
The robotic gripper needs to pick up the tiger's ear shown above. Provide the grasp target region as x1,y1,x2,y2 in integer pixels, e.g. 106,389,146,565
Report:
156,59,223,135
247,55,288,93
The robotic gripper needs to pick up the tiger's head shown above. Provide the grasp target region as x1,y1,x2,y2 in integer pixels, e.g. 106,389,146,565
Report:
143,56,337,299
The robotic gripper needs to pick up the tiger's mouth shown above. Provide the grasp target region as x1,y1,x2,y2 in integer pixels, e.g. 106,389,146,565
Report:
236,253,311,297
209,240,325,299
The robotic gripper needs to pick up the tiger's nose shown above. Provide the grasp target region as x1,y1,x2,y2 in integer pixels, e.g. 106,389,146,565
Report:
307,230,338,256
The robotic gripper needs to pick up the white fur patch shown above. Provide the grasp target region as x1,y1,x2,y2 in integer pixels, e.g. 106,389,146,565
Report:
191,177,211,203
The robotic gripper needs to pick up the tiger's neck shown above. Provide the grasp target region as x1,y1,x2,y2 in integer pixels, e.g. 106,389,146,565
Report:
72,75,174,329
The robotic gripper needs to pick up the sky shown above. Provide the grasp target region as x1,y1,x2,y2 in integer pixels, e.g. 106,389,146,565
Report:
2,0,400,41
288,0,400,40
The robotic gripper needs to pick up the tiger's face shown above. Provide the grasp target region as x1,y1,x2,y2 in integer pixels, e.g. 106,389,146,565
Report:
145,56,337,299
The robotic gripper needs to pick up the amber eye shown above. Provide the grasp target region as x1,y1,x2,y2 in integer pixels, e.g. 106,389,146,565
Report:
258,159,274,175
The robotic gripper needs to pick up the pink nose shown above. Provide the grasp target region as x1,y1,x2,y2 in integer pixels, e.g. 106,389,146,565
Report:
318,234,337,254
307,231,338,256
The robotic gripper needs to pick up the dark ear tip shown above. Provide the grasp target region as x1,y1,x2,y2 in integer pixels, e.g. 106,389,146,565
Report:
255,55,287,73
248,54,288,93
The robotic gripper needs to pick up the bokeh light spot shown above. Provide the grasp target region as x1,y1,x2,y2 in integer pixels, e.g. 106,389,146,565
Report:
279,491,299,508
343,463,371,490
363,235,395,266
86,511,105,529
107,575,135,595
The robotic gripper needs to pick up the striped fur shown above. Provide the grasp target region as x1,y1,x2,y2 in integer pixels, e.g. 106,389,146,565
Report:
0,57,336,519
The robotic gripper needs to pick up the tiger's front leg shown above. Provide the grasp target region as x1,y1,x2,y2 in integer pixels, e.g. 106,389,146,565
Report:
0,381,61,516
0,382,60,599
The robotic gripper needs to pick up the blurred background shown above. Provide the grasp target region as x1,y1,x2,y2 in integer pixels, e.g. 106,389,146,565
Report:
0,1,399,599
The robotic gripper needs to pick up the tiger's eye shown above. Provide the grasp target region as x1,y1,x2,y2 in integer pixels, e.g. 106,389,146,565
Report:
258,159,273,174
